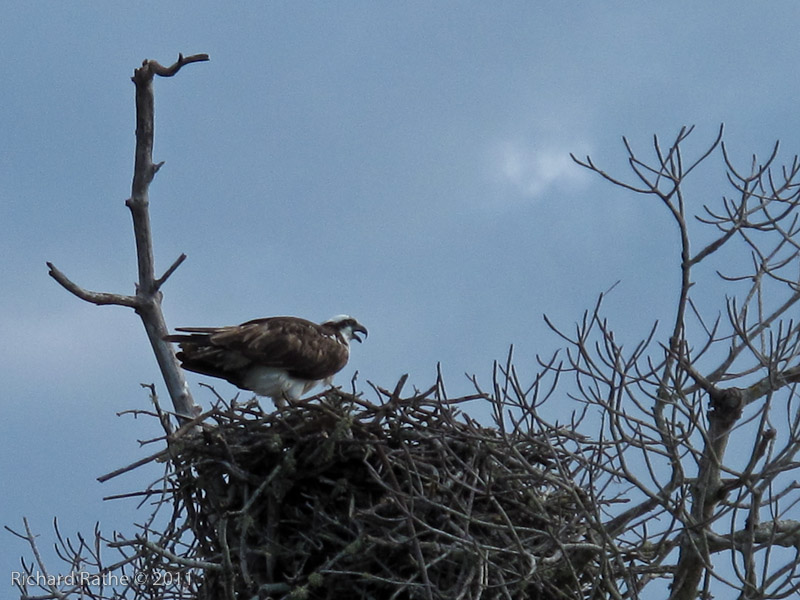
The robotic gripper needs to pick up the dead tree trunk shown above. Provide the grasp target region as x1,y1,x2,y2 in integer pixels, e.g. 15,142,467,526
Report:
47,53,208,422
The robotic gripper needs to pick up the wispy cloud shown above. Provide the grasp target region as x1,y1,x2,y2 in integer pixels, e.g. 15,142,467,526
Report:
489,137,592,201
0,307,144,388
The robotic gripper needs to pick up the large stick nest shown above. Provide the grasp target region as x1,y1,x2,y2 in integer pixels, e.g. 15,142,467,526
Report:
153,384,602,599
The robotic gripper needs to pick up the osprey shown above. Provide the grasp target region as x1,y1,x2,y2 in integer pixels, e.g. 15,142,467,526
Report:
165,315,367,405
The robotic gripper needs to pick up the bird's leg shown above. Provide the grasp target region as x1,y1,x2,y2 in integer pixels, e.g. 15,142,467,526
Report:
273,393,289,410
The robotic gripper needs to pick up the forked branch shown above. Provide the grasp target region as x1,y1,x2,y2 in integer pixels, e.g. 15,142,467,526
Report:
48,54,208,421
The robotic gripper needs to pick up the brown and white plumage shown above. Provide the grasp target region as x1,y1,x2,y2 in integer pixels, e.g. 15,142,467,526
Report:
165,315,367,405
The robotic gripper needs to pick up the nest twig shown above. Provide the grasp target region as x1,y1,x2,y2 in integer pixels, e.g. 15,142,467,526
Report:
115,384,606,600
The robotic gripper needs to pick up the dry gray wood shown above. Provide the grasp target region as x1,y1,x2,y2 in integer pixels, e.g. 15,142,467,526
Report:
48,53,209,421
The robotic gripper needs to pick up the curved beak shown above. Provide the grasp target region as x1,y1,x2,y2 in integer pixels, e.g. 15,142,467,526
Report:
352,322,368,343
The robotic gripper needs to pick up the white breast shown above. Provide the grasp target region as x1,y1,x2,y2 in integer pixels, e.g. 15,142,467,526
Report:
243,367,322,402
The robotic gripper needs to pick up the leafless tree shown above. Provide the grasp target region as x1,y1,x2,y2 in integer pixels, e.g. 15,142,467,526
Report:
8,55,800,599
555,126,800,599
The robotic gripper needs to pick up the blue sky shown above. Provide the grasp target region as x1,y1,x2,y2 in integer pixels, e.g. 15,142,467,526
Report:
3,1,800,591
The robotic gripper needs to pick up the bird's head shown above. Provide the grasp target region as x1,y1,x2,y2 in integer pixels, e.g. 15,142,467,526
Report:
323,315,368,343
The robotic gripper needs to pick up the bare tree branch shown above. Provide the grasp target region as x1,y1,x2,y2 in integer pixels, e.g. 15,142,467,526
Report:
47,54,207,421
46,262,138,308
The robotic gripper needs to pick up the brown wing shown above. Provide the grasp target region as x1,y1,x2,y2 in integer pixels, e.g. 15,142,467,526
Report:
164,327,253,387
175,317,349,381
